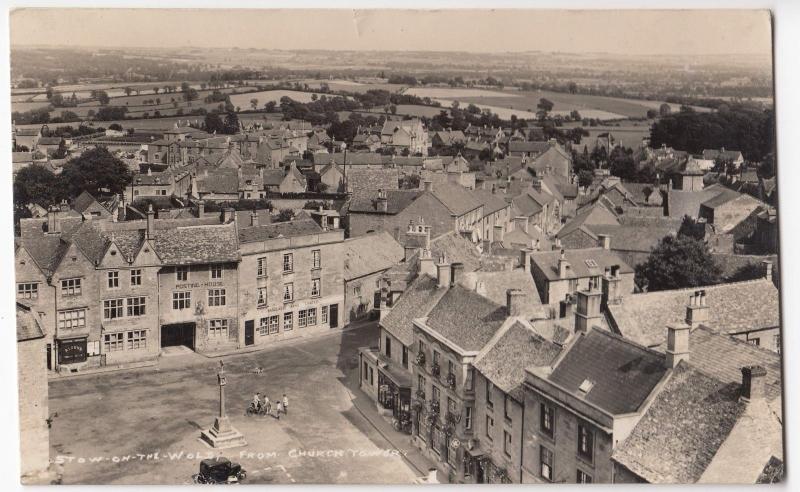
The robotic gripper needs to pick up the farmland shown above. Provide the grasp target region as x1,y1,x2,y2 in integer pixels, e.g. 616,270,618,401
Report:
404,87,712,120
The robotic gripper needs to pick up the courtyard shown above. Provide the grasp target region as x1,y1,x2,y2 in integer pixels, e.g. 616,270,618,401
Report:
47,323,422,485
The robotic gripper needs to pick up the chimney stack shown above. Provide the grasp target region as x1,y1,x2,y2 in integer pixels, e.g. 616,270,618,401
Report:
602,265,623,307
436,254,451,289
450,262,464,286
762,260,773,282
574,285,602,333
493,224,505,243
597,233,611,250
740,365,767,402
557,250,570,279
46,205,61,234
146,204,155,239
250,209,259,227
685,290,709,327
376,189,388,212
418,247,435,278
475,281,487,296
666,323,691,368
423,180,433,192
506,289,525,317
519,248,532,272
223,207,236,224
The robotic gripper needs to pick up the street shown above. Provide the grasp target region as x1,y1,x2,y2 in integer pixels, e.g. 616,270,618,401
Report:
47,323,420,484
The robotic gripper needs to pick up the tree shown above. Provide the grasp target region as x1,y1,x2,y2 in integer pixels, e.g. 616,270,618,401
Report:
222,111,240,134
250,98,259,110
537,98,554,113
153,86,160,95
204,113,224,134
659,103,672,117
59,147,132,198
567,82,578,94
124,87,133,97
646,109,658,119
52,139,69,159
635,234,721,291
184,88,199,102
264,101,277,112
311,93,318,101
96,91,110,105
577,169,594,189
13,164,64,209
274,209,295,223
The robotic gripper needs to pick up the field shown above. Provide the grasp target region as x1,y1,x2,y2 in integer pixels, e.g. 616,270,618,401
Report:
228,89,333,108
404,87,711,120
299,79,405,94
13,112,284,133
562,121,653,149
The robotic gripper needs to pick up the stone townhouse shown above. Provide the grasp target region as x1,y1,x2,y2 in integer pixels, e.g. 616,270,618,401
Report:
380,119,429,156
469,320,563,484
16,303,51,483
529,245,634,317
341,231,404,325
474,188,512,244
612,324,783,484
126,168,193,202
521,324,671,484
237,215,346,348
606,262,781,351
347,181,484,242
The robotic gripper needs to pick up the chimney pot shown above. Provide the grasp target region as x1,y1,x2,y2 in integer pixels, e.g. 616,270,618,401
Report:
423,180,433,192
685,290,709,327
250,210,259,227
493,224,505,243
436,256,451,289
450,262,464,286
146,204,155,239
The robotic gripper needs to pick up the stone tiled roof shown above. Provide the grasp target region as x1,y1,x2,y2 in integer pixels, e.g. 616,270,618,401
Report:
425,284,508,352
531,247,633,281
473,321,562,401
472,189,510,215
430,232,481,272
348,189,423,215
612,362,746,483
238,218,322,243
607,278,779,347
508,140,550,154
460,268,542,314
556,203,620,238
547,328,668,414
152,222,239,265
380,274,449,346
587,224,677,254
666,184,728,218
197,169,239,195
430,183,483,216
343,232,404,281
16,302,45,341
347,168,400,196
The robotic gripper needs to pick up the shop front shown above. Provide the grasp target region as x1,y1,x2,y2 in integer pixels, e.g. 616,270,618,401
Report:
377,366,412,433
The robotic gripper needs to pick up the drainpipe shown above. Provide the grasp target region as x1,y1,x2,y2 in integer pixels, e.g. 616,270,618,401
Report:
48,276,58,372
519,401,524,483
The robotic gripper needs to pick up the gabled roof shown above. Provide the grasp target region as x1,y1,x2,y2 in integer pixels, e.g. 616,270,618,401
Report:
430,182,483,216
472,189,511,215
380,274,449,346
197,169,239,195
17,302,46,341
607,278,780,347
546,328,668,414
348,189,423,215
508,140,551,154
424,284,508,352
473,321,562,401
238,217,322,243
343,232,404,281
347,168,399,196
72,190,105,214
151,222,239,265
531,247,633,281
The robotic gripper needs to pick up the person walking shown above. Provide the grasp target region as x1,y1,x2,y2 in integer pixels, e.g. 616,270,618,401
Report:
275,398,283,419
252,392,262,413
263,395,271,416
282,394,289,416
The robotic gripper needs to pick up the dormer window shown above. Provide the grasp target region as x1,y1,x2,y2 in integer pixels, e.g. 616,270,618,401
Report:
578,379,595,395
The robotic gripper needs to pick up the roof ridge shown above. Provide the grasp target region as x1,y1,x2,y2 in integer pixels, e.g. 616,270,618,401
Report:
630,277,774,299
589,326,667,359
694,324,782,359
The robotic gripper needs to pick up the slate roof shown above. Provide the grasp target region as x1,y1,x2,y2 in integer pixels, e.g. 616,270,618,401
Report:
531,247,633,281
586,224,677,254
16,302,46,341
460,268,542,314
547,328,668,414
348,189,423,214
473,321,562,401
238,218,322,243
151,222,239,265
343,232,404,281
425,284,508,352
72,190,103,214
509,140,551,154
431,182,483,215
380,274,449,346
347,168,400,196
607,278,780,347
612,362,746,483
429,232,481,272
197,169,239,195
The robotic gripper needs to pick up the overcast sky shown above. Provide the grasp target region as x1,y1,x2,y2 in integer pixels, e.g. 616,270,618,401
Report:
10,8,772,56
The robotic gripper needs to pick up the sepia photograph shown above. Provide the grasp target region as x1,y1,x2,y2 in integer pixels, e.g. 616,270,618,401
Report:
3,5,793,487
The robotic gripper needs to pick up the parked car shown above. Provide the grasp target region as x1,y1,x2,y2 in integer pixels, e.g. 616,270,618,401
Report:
192,457,247,484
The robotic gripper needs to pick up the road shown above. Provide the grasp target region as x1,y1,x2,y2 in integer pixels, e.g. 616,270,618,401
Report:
48,323,419,484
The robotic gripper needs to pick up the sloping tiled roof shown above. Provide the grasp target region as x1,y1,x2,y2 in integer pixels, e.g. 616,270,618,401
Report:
380,274,449,346
430,183,483,216
17,302,46,341
531,247,633,281
347,168,400,196
460,268,542,313
612,362,746,483
238,218,322,243
152,222,239,265
473,189,510,216
343,232,404,281
72,190,102,214
607,278,780,347
348,189,423,214
473,321,562,401
425,284,508,352
547,328,668,414
197,169,239,194
587,224,676,254
509,140,551,154
430,232,481,272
